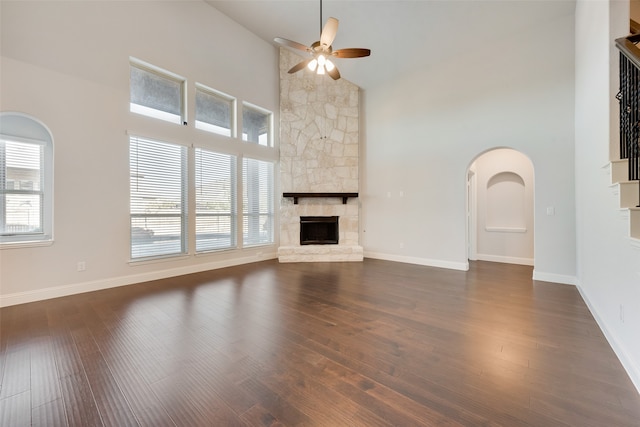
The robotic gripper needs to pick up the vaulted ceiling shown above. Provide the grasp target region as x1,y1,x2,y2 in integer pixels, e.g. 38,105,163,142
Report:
207,0,576,90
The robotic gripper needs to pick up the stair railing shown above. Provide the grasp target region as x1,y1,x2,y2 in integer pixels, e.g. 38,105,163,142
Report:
616,33,640,207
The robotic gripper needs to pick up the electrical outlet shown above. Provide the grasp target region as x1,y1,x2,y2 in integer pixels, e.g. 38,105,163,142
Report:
620,304,625,323
77,261,86,272
399,242,404,249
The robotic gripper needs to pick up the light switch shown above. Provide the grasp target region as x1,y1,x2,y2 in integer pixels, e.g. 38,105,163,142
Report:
546,207,555,216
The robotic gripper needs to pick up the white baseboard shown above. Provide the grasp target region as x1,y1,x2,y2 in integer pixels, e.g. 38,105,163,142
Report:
576,282,640,395
0,252,277,307
364,251,469,271
476,253,534,266
532,270,577,285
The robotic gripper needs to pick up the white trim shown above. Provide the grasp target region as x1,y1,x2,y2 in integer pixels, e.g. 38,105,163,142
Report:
364,251,469,271
0,239,53,250
484,226,527,233
476,253,534,266
532,270,577,285
576,283,640,395
0,251,277,308
128,254,191,266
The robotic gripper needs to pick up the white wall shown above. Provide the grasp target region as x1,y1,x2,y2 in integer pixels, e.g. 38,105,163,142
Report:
0,0,279,306
361,11,576,281
575,0,640,392
472,149,534,265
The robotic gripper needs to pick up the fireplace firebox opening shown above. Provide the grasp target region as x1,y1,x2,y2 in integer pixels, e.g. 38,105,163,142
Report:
300,216,339,245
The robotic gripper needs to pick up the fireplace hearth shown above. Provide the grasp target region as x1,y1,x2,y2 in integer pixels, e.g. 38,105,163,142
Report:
300,216,339,245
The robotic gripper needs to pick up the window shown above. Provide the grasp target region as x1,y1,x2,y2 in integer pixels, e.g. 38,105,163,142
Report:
242,103,272,146
195,85,235,137
195,148,237,252
130,59,185,124
129,136,187,259
243,158,274,246
127,59,277,258
0,113,53,245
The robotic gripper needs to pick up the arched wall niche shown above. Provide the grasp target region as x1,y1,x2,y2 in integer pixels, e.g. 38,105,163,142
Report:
486,171,526,230
467,148,534,266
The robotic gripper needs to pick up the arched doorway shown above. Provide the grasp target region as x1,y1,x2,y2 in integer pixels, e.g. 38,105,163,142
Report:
467,148,534,266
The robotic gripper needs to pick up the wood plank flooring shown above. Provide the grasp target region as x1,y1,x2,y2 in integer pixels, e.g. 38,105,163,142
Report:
1,259,639,426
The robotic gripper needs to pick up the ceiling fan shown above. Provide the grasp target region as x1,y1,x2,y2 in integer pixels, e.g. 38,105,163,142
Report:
274,0,371,80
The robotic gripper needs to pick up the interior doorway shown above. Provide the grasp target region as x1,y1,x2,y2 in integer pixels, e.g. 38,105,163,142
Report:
467,148,534,266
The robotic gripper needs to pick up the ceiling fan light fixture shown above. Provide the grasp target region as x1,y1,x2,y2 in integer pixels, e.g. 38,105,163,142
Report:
274,0,370,80
325,59,335,72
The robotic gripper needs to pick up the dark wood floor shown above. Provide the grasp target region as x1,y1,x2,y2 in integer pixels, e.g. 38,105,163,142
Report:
1,259,639,426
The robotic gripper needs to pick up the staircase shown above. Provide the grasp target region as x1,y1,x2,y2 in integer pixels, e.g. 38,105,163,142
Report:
614,32,640,241
609,159,640,240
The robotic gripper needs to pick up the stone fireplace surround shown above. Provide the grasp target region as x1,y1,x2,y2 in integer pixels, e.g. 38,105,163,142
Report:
277,48,364,262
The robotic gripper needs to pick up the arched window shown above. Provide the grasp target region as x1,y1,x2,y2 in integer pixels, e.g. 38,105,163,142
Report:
0,112,54,245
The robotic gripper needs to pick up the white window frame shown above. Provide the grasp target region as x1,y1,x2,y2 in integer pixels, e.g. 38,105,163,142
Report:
129,135,188,261
242,157,274,247
0,112,54,248
241,102,273,147
129,57,187,125
195,83,236,138
195,147,237,253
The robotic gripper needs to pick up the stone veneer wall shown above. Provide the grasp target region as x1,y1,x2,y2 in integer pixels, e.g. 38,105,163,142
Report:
278,48,363,262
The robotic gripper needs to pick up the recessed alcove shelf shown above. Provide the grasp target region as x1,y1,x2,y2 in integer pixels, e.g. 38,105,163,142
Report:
283,193,358,205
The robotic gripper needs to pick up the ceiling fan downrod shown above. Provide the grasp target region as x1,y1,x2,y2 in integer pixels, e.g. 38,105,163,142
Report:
320,0,323,37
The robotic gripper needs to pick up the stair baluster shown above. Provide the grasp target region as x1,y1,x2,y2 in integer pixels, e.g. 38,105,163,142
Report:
616,34,640,207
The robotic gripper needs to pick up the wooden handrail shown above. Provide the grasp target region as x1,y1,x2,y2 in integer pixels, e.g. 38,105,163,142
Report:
616,33,640,70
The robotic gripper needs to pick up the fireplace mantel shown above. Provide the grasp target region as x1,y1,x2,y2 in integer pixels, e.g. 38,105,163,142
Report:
283,192,358,205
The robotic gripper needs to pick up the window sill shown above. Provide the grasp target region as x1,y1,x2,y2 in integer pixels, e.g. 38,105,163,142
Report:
128,254,190,266
195,247,237,257
242,242,276,249
0,239,54,250
485,226,527,233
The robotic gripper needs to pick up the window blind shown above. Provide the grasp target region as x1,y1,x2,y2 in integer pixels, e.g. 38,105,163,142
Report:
129,136,187,259
195,148,237,252
242,158,274,246
0,138,44,235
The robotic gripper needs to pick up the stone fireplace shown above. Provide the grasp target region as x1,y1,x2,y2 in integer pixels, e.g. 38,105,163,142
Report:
277,48,364,262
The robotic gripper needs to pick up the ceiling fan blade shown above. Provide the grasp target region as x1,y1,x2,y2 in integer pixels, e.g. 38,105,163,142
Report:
320,17,338,47
327,65,341,80
274,37,310,52
288,58,313,74
333,48,371,58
